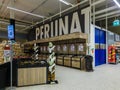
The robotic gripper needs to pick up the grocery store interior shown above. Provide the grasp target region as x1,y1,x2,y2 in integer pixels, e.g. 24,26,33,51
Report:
0,0,120,90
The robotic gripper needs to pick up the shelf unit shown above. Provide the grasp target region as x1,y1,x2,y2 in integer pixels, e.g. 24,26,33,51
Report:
108,45,120,64
24,32,88,69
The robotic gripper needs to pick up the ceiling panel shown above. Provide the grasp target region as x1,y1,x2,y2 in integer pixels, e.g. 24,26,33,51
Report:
0,0,120,34
13,0,46,21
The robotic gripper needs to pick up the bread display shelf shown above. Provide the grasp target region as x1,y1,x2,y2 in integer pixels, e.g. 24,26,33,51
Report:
24,32,88,45
24,32,88,70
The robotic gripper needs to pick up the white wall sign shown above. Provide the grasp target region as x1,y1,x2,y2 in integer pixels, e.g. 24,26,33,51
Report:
35,6,90,40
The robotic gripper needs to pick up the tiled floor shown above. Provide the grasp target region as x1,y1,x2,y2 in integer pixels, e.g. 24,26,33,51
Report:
16,64,120,90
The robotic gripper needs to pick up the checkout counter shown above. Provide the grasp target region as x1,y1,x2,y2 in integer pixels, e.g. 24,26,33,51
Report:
0,58,48,88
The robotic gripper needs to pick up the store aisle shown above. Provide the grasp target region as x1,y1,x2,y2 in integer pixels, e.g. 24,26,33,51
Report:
16,64,120,90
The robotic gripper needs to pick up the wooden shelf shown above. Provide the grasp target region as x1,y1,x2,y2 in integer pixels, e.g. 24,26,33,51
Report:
24,32,88,45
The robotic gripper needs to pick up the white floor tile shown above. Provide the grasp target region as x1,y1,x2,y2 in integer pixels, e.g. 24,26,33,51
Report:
16,64,120,90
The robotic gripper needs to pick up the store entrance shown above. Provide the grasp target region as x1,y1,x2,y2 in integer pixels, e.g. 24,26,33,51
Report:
95,28,106,66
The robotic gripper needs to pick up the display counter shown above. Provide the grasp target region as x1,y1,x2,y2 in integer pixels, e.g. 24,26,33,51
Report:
0,58,49,88
17,58,48,86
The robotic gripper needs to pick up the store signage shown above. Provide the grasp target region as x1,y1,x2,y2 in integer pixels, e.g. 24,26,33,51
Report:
7,25,14,40
35,6,90,40
113,19,120,26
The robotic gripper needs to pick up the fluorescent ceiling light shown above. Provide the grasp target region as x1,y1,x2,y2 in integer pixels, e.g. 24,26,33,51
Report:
7,6,45,18
113,0,120,8
59,0,74,6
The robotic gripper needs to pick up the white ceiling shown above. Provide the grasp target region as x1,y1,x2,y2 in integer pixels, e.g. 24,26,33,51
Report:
0,0,120,34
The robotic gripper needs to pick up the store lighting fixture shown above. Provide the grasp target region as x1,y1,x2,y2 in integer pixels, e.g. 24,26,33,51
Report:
59,0,74,6
7,6,45,18
113,0,120,8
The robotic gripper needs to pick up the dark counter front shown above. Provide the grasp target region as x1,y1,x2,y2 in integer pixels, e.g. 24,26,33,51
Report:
0,60,17,87
0,58,49,88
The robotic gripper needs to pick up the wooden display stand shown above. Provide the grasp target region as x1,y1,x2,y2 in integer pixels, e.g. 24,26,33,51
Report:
17,58,48,86
18,67,47,86
24,32,88,70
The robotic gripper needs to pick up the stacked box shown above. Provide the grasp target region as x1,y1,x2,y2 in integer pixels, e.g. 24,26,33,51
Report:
76,43,86,55
71,56,81,69
64,55,72,67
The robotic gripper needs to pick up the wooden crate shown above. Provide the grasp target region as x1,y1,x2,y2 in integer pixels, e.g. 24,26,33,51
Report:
57,56,64,65
64,56,72,67
71,56,81,68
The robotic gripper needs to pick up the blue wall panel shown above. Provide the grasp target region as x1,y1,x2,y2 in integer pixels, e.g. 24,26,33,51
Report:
95,50,100,66
95,28,106,66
